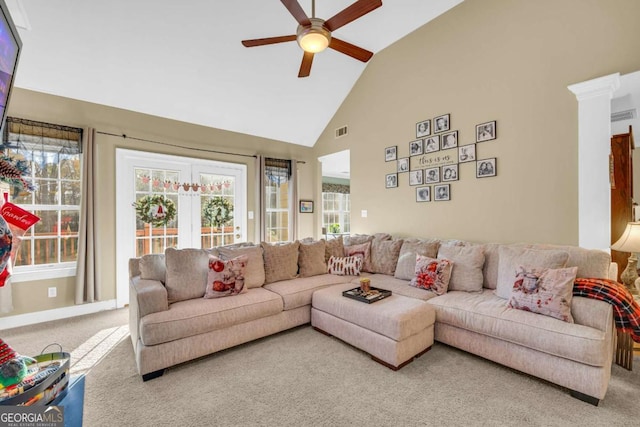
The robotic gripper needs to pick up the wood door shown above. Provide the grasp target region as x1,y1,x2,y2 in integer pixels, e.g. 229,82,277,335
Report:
611,126,635,281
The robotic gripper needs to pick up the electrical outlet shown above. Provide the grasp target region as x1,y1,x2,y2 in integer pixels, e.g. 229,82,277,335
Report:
48,287,57,298
361,210,368,218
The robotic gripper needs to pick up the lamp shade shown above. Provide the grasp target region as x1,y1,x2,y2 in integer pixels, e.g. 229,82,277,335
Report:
611,221,640,252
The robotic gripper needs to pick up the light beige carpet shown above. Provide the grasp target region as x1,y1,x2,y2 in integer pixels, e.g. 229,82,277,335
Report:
1,308,638,426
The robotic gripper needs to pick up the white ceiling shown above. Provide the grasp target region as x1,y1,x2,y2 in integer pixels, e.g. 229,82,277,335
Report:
6,0,463,147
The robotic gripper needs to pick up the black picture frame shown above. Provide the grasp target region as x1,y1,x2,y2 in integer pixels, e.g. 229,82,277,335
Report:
424,135,440,153
386,173,398,188
385,146,397,162
476,120,497,142
416,119,431,138
434,184,451,201
433,114,450,133
458,144,476,163
476,158,497,178
409,169,423,186
299,200,314,213
424,167,440,184
416,186,431,202
397,157,409,173
409,139,423,156
442,164,459,182
441,130,458,150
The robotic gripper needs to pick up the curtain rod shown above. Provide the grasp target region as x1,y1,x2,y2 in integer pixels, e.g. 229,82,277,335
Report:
96,130,306,164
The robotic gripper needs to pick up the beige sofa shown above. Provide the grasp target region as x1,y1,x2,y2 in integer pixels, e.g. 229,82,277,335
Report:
128,235,616,405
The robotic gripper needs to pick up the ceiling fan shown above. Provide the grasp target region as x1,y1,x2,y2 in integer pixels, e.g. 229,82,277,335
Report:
241,0,383,78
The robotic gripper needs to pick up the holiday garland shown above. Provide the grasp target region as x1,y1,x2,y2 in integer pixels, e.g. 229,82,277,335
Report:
202,197,233,228
134,195,177,227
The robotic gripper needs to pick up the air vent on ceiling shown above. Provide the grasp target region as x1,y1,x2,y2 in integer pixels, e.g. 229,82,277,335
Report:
335,125,348,139
611,109,637,122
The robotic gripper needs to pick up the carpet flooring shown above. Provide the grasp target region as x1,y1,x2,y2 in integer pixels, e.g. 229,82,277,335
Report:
1,308,638,426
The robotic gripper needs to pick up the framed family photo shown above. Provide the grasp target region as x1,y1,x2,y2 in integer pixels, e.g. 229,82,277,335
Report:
299,200,314,213
433,114,450,133
416,186,431,202
476,158,497,178
442,164,458,182
409,169,423,186
434,184,450,201
385,146,397,162
386,173,398,188
441,131,458,149
424,167,440,183
424,135,440,153
458,144,476,163
397,157,409,173
416,119,431,138
476,120,497,142
409,139,423,156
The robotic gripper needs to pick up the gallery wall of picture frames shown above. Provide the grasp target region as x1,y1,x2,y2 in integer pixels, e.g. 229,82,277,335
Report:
385,115,498,202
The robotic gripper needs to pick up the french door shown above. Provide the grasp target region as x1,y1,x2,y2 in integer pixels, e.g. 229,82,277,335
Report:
115,149,247,307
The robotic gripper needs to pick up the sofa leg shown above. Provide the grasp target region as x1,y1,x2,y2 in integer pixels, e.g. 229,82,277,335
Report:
570,390,599,406
142,369,165,382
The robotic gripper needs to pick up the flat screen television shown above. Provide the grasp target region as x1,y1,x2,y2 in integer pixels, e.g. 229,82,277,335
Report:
0,0,21,129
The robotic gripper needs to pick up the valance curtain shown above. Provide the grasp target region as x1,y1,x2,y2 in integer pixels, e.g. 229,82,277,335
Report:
322,183,350,194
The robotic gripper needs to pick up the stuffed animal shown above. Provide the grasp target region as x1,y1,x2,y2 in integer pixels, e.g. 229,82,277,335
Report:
0,338,27,388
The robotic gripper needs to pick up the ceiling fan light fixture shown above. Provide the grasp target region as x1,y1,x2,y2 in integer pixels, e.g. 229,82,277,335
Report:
297,18,331,53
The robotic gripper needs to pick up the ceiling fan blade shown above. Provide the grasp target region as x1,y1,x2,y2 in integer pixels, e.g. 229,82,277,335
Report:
298,51,314,78
329,37,374,62
281,0,311,27
324,0,382,32
242,35,297,47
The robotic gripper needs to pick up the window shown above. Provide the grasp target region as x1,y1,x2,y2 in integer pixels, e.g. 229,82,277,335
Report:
322,192,350,235
264,158,291,242
1,117,82,277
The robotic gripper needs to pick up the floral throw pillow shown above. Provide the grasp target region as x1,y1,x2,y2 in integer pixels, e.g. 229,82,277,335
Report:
204,254,248,299
508,265,578,322
327,256,362,276
409,255,453,295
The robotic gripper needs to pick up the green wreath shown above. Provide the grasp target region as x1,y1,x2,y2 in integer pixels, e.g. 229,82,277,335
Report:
202,197,234,228
134,195,176,227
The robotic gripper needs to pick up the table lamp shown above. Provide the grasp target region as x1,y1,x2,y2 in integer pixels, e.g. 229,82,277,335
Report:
611,221,640,293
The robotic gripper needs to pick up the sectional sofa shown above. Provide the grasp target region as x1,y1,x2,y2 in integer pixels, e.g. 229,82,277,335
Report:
128,234,616,405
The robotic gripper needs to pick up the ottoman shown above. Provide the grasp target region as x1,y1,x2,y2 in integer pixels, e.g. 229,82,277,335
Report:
311,283,435,370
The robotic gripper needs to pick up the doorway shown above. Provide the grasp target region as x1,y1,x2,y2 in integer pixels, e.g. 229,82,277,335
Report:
318,150,350,239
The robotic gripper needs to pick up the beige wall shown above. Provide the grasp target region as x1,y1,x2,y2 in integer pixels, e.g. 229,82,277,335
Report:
2,88,317,317
314,0,640,244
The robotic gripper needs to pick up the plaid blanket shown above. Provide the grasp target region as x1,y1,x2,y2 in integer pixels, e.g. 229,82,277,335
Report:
573,278,640,343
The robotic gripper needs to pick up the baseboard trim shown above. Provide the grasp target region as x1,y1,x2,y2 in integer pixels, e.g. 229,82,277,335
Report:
0,299,118,330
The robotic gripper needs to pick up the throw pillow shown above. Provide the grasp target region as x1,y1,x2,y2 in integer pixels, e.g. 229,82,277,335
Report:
327,256,362,276
409,255,453,295
343,234,375,246
325,236,344,262
344,241,373,272
298,240,327,277
218,245,265,288
394,239,440,280
437,245,485,292
508,266,578,323
204,254,248,298
139,253,166,283
371,238,404,275
261,241,300,284
495,246,569,299
164,248,210,303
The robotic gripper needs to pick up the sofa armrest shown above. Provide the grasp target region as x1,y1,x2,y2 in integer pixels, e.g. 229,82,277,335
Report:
130,276,169,318
571,296,614,332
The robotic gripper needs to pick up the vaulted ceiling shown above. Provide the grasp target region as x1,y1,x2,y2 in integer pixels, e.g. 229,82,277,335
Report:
7,0,463,147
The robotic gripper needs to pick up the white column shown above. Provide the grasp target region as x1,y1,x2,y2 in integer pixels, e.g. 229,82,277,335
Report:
568,73,620,251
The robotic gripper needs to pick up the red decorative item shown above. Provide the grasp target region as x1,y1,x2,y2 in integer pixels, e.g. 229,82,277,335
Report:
0,193,40,287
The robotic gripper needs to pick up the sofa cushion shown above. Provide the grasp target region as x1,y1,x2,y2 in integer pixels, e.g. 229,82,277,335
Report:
164,248,209,303
525,243,611,280
218,245,265,288
428,290,609,366
394,239,440,280
410,255,453,295
495,246,569,299
261,241,300,284
204,254,248,298
325,236,344,262
139,288,283,346
327,256,362,276
344,241,373,272
508,266,578,323
264,274,352,310
353,274,439,301
139,253,166,283
371,238,403,275
438,245,485,292
298,240,327,277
